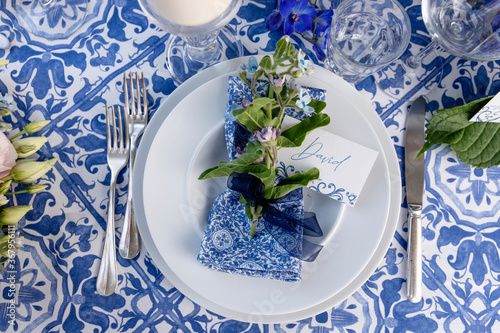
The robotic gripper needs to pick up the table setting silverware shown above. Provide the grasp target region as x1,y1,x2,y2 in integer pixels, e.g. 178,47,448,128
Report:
119,72,148,259
405,97,427,303
97,105,130,296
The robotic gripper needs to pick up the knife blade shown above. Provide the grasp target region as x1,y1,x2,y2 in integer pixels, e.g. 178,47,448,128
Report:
405,97,426,303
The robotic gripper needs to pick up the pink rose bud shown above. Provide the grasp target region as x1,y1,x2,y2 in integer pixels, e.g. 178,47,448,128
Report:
0,131,17,180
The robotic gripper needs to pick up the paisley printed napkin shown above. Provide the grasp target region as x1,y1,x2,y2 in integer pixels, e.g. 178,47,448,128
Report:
197,76,326,282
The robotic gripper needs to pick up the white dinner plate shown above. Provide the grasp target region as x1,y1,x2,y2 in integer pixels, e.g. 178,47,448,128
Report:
133,57,401,324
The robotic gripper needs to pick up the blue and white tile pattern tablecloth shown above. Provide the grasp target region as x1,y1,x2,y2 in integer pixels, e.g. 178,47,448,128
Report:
0,0,499,332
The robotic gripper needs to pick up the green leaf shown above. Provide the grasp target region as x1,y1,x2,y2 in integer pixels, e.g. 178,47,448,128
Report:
308,99,326,113
233,97,277,132
199,164,269,180
245,204,253,220
278,113,331,148
239,195,247,205
238,70,249,85
274,38,288,59
259,55,272,72
418,96,500,168
199,151,264,179
271,168,319,199
262,168,278,199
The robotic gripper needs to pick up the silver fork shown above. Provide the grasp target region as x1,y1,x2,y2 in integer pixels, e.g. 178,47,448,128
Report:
97,105,129,296
119,72,148,259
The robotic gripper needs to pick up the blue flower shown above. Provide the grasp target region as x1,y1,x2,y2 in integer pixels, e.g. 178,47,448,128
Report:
295,90,314,113
313,26,330,61
225,104,239,122
240,57,258,74
266,10,284,31
315,9,333,36
279,0,317,35
298,50,314,75
311,9,333,60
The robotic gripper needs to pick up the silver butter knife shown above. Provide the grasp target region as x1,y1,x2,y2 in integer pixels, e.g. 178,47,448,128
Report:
405,97,426,303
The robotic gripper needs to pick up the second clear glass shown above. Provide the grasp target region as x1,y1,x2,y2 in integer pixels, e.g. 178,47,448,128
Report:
324,0,411,84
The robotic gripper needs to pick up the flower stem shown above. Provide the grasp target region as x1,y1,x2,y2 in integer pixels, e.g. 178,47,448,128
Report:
248,205,263,238
9,130,26,141
249,220,258,238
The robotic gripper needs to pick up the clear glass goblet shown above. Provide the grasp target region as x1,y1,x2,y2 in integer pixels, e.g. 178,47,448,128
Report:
324,0,411,85
14,0,88,39
377,0,500,98
138,0,243,83
423,0,500,61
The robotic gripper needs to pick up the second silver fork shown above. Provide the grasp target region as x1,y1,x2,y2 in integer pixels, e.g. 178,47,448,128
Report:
119,72,148,259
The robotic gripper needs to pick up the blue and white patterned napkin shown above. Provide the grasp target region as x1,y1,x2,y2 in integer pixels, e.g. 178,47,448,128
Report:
197,76,326,282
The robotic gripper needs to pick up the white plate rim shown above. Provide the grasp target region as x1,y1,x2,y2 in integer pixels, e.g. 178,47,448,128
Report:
133,56,402,323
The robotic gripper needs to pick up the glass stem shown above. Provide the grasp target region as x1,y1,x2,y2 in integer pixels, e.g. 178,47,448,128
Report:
183,31,221,63
405,40,439,69
40,0,54,9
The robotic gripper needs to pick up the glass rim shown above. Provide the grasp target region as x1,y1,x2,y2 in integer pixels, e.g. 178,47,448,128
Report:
331,0,411,69
138,0,242,36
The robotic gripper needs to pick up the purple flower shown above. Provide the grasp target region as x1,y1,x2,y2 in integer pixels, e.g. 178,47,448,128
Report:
270,74,285,88
241,98,251,107
254,126,281,143
279,0,317,35
288,77,298,90
271,127,282,140
235,146,245,158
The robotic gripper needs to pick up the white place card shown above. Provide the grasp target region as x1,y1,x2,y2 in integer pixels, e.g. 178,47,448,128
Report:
469,93,500,123
278,117,379,206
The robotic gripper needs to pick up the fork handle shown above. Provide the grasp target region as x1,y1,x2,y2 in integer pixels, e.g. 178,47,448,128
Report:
97,178,119,296
119,140,141,259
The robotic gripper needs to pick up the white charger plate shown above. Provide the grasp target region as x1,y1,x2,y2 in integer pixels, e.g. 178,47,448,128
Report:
133,57,401,324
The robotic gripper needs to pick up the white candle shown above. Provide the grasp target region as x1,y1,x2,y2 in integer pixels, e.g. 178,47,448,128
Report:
149,0,233,26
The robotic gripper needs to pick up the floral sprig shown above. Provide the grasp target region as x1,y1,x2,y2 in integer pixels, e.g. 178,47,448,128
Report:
0,61,56,269
199,37,330,237
266,0,334,61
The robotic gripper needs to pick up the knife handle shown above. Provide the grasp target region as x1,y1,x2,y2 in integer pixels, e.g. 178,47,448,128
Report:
407,204,422,303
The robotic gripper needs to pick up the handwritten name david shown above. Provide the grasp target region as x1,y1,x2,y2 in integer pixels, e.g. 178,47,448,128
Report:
291,137,351,171
278,118,379,206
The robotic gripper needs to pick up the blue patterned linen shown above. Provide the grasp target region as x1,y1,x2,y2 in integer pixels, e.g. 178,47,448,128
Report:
197,184,304,281
469,94,500,122
197,76,326,281
1,0,500,331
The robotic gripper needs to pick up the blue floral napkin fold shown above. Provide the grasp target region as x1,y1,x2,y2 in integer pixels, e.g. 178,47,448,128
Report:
197,76,326,282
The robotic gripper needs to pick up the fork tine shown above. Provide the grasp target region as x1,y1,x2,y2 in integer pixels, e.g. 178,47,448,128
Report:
117,105,125,149
135,73,141,116
123,72,129,117
141,73,148,121
124,104,130,144
111,105,117,148
129,72,136,118
106,105,111,151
